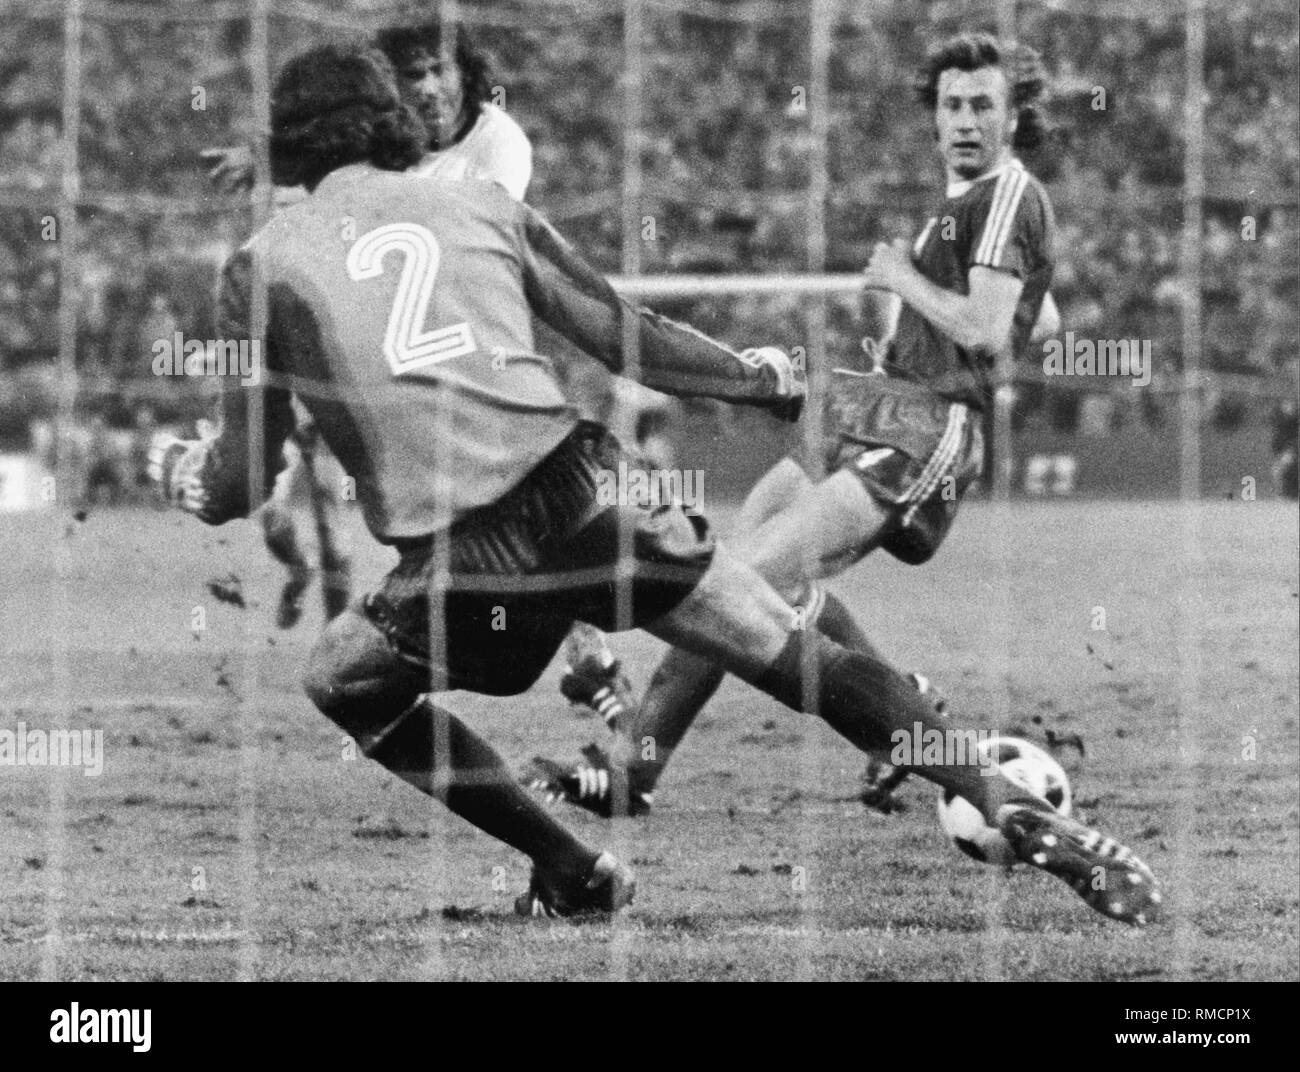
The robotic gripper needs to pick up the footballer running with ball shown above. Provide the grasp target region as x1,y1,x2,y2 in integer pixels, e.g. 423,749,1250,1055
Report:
529,32,1070,821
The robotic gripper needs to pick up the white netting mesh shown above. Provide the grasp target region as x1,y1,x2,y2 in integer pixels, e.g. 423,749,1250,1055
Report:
5,0,1296,982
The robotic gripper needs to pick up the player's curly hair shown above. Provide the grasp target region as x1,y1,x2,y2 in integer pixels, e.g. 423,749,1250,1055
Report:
915,32,1048,152
373,19,494,123
269,45,426,190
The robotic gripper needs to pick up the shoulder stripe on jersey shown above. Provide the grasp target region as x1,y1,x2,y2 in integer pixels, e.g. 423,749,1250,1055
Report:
972,166,1020,265
974,165,1027,266
973,165,1020,264
990,169,1031,264
974,164,1028,267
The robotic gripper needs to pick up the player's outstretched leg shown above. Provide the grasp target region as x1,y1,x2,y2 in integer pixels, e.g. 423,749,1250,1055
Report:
303,606,634,918
527,465,894,816
523,623,654,816
606,583,892,803
733,456,815,533
525,644,711,817
995,805,1162,925
643,543,1163,926
556,623,638,728
859,671,948,812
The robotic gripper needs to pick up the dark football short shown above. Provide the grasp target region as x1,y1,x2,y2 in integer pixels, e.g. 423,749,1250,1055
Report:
826,373,984,565
366,421,715,696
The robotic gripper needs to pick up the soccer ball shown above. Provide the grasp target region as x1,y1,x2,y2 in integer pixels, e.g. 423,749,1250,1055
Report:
937,736,1072,867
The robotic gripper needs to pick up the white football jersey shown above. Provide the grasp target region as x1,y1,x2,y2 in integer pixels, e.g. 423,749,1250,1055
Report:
409,103,532,201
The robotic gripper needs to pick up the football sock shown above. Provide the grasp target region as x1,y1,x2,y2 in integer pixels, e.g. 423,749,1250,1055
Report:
623,586,879,792
807,586,884,661
751,629,1043,824
806,586,903,779
621,648,727,790
367,697,598,883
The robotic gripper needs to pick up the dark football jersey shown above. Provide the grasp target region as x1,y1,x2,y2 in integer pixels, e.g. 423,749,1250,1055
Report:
885,158,1055,409
200,164,785,541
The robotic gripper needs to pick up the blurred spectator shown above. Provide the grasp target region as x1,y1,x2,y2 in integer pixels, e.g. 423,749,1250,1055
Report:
136,292,177,377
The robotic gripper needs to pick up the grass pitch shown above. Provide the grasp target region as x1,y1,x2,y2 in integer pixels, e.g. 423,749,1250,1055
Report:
1,498,1296,980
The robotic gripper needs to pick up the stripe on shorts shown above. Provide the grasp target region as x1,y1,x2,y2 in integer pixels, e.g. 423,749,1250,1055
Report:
900,404,967,528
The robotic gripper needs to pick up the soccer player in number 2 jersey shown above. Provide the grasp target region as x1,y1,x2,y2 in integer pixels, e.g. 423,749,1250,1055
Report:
204,19,532,628
153,44,1161,924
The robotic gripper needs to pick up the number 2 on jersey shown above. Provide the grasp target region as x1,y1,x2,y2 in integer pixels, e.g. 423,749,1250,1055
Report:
346,222,477,376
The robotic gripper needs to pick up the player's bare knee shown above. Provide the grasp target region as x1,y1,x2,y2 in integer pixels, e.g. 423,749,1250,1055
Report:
736,458,810,532
301,616,350,714
302,607,384,706
748,471,883,586
740,539,806,603
302,607,421,736
752,457,810,505
820,469,889,547
647,541,792,675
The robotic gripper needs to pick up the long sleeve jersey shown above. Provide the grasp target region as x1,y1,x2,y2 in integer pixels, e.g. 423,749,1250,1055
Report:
198,163,787,541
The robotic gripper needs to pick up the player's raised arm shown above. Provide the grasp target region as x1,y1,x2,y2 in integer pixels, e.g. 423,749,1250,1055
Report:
187,247,297,525
517,206,804,420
